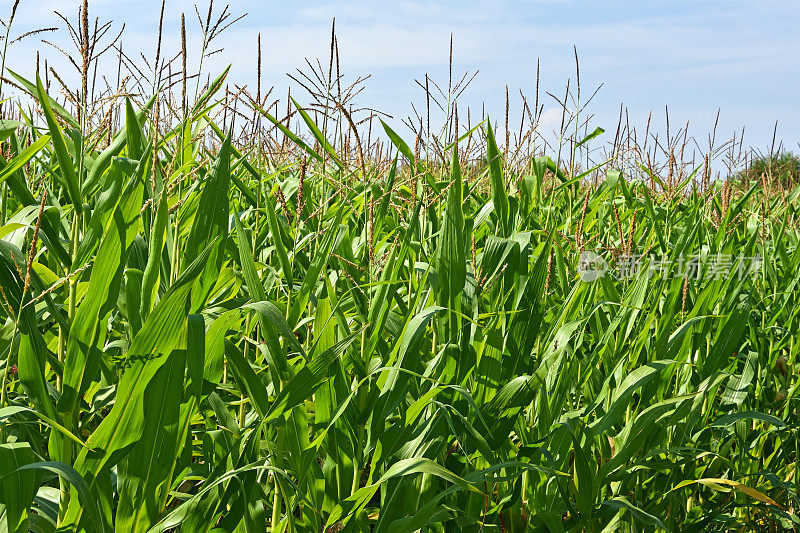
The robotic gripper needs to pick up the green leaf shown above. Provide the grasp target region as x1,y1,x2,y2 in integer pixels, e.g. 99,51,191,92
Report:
380,120,415,165
34,74,82,216
709,410,786,429
600,496,665,529
63,280,198,527
140,183,169,321
326,458,479,527
265,330,359,423
575,126,605,148
287,206,344,328
8,69,79,128
588,360,677,436
436,147,466,323
292,97,343,168
0,442,41,533
193,66,231,115
187,314,206,403
486,122,510,237
58,157,144,425
0,119,23,142
184,134,231,265
252,101,324,164
83,95,154,195
234,212,294,382
0,407,92,451
264,195,293,295
115,348,188,532
75,156,141,268
0,134,50,186
224,339,271,420
12,461,105,532
670,478,782,508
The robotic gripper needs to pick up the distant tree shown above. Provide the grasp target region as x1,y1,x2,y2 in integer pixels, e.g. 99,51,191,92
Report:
739,151,800,188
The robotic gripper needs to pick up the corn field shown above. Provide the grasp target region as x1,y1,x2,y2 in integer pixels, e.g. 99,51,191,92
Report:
0,2,799,532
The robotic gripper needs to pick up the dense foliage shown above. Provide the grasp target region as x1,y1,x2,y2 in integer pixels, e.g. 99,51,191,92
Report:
0,18,799,532
737,152,800,189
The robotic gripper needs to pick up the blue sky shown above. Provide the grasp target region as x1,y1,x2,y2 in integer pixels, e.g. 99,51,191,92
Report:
7,0,800,158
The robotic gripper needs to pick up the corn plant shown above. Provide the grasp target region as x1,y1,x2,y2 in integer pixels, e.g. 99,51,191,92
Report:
0,5,799,532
